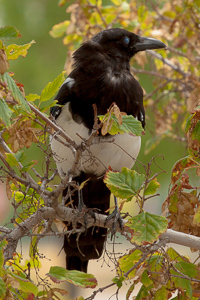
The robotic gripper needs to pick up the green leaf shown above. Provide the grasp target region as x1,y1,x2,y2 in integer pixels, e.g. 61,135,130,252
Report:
141,270,153,287
135,285,149,300
166,247,184,263
6,41,35,60
0,98,12,127
191,121,200,142
185,115,192,133
126,283,135,300
26,93,40,102
112,276,124,288
40,72,66,102
0,26,21,40
154,286,169,300
10,273,38,295
6,153,19,166
47,266,97,288
104,167,145,200
20,160,37,172
125,212,168,245
0,240,7,269
1,73,31,112
144,178,160,196
118,250,142,279
193,205,200,226
99,114,144,136
14,191,24,203
15,150,26,163
174,261,199,278
0,277,6,297
119,115,144,136
171,269,192,299
49,20,70,38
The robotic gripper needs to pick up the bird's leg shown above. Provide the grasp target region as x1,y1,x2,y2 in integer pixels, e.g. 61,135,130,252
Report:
77,183,96,234
77,184,85,212
105,196,124,237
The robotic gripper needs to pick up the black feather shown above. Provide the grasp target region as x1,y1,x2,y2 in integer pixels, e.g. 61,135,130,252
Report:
50,28,166,272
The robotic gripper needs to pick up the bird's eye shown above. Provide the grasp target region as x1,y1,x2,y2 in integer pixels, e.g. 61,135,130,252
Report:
123,36,130,46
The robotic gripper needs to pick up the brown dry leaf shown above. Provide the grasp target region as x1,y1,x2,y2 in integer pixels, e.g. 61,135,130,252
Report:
0,49,9,75
6,274,20,289
7,119,40,152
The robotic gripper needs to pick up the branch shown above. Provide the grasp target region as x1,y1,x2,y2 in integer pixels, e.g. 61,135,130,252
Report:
3,202,200,263
147,49,188,76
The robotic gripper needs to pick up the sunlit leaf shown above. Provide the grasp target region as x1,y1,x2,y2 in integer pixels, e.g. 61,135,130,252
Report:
144,178,160,196
118,250,142,279
104,168,145,200
99,113,144,136
6,41,35,60
47,266,97,288
26,93,40,102
50,21,70,38
6,153,19,166
125,212,168,245
40,71,66,102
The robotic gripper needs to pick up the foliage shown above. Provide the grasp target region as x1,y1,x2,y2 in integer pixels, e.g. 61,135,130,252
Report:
0,0,200,299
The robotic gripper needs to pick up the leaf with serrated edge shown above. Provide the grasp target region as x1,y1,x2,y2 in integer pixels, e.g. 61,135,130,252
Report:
0,277,6,297
125,212,168,245
47,266,97,288
104,167,145,199
2,73,30,112
0,99,12,127
118,250,142,279
171,269,192,299
99,114,144,136
0,26,21,40
144,178,160,196
40,72,66,102
6,41,35,60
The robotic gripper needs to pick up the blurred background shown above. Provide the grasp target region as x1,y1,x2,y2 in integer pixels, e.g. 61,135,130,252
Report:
0,0,191,299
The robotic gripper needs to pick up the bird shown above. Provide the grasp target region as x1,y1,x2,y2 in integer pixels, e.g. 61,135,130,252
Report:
50,28,166,273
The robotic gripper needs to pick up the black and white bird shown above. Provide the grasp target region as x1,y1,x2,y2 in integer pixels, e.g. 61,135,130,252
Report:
50,28,166,272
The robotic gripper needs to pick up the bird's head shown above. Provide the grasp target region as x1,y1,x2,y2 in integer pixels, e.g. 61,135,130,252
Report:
92,28,166,61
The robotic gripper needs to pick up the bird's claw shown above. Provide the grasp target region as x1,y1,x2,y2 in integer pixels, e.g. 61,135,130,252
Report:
105,196,123,239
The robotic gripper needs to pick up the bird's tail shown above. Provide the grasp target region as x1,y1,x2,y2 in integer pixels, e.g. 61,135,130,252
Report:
63,173,110,273
66,256,88,273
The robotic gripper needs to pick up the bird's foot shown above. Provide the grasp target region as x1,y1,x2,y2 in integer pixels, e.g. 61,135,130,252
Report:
105,196,124,239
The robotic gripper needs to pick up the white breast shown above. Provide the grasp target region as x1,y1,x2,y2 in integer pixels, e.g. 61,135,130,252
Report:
50,103,141,177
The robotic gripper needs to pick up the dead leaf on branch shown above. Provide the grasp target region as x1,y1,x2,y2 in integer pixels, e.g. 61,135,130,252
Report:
0,49,9,75
6,119,40,152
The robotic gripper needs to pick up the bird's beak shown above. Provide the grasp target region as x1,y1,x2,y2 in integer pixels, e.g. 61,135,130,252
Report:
134,37,167,52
